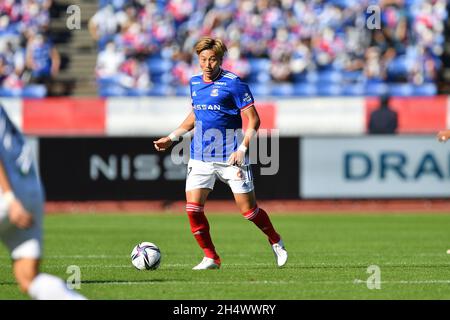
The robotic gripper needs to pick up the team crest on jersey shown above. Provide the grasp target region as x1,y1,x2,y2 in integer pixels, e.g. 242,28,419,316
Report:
243,92,252,103
210,88,219,97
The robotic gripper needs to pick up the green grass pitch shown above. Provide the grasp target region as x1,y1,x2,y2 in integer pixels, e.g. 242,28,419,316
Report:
1,212,450,299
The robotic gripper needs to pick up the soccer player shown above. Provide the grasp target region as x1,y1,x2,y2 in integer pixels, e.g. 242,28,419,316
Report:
0,104,86,299
437,130,450,254
153,37,287,270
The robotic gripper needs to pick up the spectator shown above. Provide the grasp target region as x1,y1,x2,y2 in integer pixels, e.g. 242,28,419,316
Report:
118,57,151,90
88,4,119,50
95,41,125,80
91,0,447,96
368,95,398,134
25,32,60,95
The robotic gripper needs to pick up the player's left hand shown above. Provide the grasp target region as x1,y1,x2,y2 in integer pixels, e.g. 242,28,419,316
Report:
153,137,173,151
8,199,33,229
227,151,245,166
437,131,450,143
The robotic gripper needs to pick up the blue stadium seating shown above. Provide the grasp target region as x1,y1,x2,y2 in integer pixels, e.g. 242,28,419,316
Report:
365,82,389,96
0,88,22,97
411,83,437,96
316,84,342,96
22,85,47,98
388,83,414,96
250,83,271,97
342,84,365,96
147,58,173,75
0,85,47,98
271,83,294,97
148,84,174,96
175,85,190,96
317,70,343,84
293,83,317,96
98,84,127,97
248,58,271,73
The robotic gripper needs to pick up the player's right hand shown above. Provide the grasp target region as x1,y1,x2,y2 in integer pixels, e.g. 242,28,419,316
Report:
153,137,173,152
8,200,33,229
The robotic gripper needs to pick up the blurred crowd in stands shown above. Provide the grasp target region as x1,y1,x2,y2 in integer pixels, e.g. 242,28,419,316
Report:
0,0,60,97
92,0,447,97
0,0,447,97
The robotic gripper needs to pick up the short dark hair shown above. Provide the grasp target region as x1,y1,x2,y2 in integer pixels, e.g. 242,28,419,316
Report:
380,95,390,108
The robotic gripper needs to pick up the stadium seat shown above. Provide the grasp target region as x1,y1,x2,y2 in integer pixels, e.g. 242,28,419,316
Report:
292,72,307,83
342,71,363,82
317,70,343,84
341,84,365,96
147,58,173,75
246,71,271,84
126,88,151,96
305,72,319,83
0,88,21,97
387,56,410,79
175,85,190,96
316,84,342,96
148,84,174,96
99,84,128,97
293,83,317,96
411,83,437,96
389,83,414,97
248,58,271,73
271,83,294,96
250,84,271,97
150,72,172,84
22,85,47,98
365,82,389,96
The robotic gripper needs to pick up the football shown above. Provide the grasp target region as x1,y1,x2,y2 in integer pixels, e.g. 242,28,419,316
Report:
130,242,161,270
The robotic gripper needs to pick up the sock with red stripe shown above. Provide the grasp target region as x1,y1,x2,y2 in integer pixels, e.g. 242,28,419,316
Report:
242,206,281,245
186,202,220,264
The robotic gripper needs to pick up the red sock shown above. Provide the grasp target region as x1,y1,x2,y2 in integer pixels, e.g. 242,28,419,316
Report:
242,206,281,244
186,202,220,263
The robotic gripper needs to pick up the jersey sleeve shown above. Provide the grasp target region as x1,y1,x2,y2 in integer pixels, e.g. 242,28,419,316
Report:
231,78,255,111
189,79,193,107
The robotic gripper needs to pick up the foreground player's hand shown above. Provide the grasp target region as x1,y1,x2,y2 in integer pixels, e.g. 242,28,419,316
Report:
227,151,245,166
437,131,450,143
153,137,173,151
9,200,33,229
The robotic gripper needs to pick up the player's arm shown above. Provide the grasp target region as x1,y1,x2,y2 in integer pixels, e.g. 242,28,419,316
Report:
228,105,260,166
0,161,33,229
153,111,195,152
437,130,450,142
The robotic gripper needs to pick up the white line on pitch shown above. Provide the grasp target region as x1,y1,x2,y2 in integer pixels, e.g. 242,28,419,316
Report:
353,279,450,285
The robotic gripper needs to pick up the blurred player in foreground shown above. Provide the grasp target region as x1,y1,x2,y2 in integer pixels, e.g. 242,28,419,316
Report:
0,104,86,299
436,130,450,254
154,37,287,269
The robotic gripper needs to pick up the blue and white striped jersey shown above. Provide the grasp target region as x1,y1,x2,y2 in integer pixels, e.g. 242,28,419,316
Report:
0,106,44,208
190,69,255,162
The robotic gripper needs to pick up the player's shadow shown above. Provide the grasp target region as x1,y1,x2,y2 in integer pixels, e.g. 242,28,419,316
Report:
80,279,168,284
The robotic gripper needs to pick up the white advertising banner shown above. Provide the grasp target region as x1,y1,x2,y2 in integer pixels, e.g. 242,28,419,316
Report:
106,97,191,136
301,136,450,198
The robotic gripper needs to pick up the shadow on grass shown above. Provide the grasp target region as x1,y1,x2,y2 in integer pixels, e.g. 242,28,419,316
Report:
80,279,173,284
